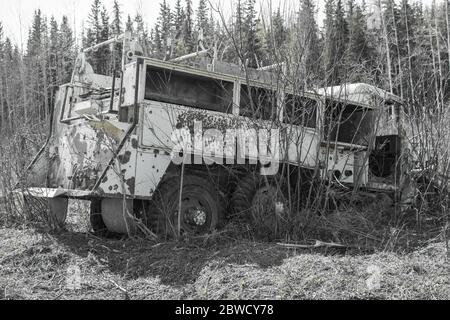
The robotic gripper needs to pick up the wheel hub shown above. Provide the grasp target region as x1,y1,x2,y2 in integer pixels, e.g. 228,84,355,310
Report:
174,196,210,234
185,207,207,226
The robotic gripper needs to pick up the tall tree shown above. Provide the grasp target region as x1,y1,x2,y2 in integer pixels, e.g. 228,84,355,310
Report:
157,0,173,59
111,0,123,70
296,0,321,86
84,0,103,73
135,13,150,56
346,0,373,81
196,0,213,46
48,17,59,107
183,0,195,54
173,0,186,56
125,14,134,33
243,0,264,68
59,15,75,84
323,0,349,85
99,5,111,74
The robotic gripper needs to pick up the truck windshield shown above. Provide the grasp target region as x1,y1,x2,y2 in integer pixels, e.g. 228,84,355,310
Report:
324,101,373,146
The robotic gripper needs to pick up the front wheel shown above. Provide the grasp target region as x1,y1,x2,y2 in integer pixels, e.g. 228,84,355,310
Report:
149,175,224,237
90,199,108,236
48,198,68,230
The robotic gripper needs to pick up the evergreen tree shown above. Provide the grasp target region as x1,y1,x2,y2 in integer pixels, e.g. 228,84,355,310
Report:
323,0,335,79
334,0,349,82
157,0,173,59
346,0,373,81
0,22,5,131
243,0,264,68
323,0,349,84
173,0,186,56
99,5,111,74
196,0,213,46
59,15,75,83
85,0,103,73
271,7,286,50
174,0,185,39
26,10,47,120
111,0,123,71
135,13,150,56
152,25,163,57
48,17,59,106
111,0,122,35
27,9,44,57
125,14,134,33
296,0,321,85
183,0,195,54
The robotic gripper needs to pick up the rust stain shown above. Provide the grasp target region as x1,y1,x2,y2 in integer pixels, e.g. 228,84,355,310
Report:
125,177,136,195
118,151,132,164
89,120,124,143
131,138,139,149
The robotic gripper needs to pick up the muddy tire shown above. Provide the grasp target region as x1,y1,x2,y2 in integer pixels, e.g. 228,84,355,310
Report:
149,175,224,237
231,173,289,239
90,199,108,236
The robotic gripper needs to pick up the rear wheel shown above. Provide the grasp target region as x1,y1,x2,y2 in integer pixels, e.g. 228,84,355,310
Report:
231,173,289,239
149,175,224,237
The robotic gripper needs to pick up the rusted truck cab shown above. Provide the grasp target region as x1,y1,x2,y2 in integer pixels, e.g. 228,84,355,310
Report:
316,83,406,193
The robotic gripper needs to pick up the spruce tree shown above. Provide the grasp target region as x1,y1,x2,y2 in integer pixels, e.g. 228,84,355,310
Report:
59,16,74,83
346,0,373,81
85,0,103,73
196,0,213,46
296,0,321,85
173,0,186,56
135,13,150,56
100,5,111,74
125,15,134,33
243,0,263,68
111,0,123,71
157,0,173,59
49,17,59,107
183,0,195,54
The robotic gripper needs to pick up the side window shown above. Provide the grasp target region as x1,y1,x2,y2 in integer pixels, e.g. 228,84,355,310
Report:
240,85,277,121
284,95,317,129
145,66,234,113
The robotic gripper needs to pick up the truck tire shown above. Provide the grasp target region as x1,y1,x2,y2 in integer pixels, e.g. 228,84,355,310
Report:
90,199,108,236
149,175,224,237
231,173,289,239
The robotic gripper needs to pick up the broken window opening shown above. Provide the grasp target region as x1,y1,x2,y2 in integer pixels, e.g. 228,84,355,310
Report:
144,66,234,114
283,95,317,129
324,101,373,146
239,85,277,121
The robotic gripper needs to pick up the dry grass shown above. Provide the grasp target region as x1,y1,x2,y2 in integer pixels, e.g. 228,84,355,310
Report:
0,223,449,300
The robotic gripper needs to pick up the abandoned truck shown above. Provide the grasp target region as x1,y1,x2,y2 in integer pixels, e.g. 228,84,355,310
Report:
20,33,407,236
